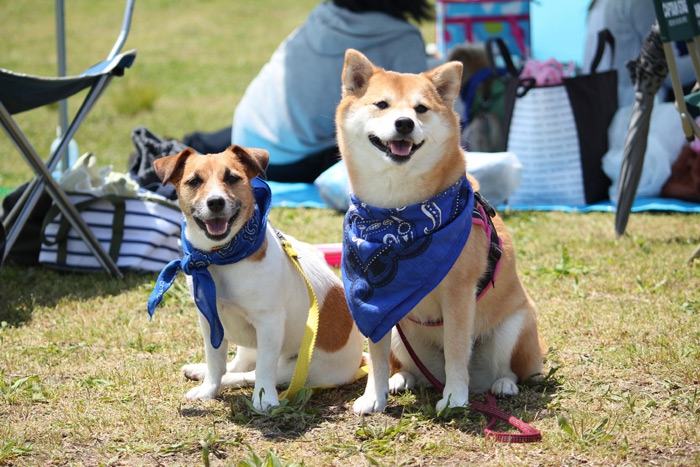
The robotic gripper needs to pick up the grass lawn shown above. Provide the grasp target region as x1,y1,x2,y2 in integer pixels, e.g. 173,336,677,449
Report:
1,1,699,466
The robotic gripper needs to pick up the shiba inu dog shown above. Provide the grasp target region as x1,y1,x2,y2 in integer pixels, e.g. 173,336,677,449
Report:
147,146,364,411
335,49,543,415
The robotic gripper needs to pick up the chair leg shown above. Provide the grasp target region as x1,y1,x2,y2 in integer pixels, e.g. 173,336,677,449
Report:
0,102,122,278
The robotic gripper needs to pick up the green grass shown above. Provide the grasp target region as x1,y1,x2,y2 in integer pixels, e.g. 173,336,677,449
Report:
1,1,700,466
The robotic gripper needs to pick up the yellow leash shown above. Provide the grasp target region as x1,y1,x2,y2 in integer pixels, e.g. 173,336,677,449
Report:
276,231,319,402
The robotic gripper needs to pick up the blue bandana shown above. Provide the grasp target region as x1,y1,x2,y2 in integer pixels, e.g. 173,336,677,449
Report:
147,177,272,349
342,175,475,343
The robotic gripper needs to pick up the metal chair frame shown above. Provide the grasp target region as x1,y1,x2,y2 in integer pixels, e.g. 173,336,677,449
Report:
0,0,136,276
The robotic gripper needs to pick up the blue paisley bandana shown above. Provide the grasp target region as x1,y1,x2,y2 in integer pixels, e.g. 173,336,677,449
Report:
342,175,475,343
147,176,272,349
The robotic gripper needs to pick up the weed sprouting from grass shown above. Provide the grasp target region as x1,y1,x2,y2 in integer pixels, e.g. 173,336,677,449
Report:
681,300,699,315
155,432,240,465
77,376,112,389
635,275,667,293
531,246,590,284
0,372,48,403
529,245,593,297
557,412,618,446
229,387,318,431
340,417,418,459
238,443,304,467
199,432,235,467
0,439,33,464
127,332,161,353
633,236,652,254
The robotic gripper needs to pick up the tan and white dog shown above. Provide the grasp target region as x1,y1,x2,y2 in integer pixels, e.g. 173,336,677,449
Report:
151,146,364,411
335,49,543,415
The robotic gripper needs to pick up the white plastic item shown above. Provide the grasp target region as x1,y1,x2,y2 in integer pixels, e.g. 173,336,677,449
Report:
51,126,79,178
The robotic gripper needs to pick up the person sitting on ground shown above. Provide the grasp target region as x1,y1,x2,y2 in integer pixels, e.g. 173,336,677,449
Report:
183,0,431,182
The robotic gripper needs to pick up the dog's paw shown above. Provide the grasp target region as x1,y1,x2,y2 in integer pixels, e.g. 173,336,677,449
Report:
353,393,387,415
491,377,519,397
388,372,415,393
436,387,469,413
185,383,221,401
182,363,207,381
250,388,279,412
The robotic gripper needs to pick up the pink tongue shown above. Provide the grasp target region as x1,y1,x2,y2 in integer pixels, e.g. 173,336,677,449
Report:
389,140,412,156
206,217,228,235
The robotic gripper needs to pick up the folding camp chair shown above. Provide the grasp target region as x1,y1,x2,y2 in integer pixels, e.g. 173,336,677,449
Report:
0,0,136,277
650,0,700,263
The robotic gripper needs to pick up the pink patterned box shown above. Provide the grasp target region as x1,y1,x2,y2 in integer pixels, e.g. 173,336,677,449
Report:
435,0,531,59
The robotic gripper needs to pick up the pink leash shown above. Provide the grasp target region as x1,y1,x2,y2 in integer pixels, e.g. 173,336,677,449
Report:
396,323,541,443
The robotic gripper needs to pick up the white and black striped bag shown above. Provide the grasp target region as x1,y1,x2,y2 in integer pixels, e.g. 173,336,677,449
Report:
39,193,182,272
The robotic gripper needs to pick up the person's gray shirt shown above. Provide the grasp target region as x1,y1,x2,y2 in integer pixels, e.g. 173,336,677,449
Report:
232,2,428,165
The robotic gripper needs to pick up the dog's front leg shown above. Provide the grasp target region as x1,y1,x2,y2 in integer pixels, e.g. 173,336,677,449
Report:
353,334,392,414
437,301,474,412
185,314,228,400
251,321,284,411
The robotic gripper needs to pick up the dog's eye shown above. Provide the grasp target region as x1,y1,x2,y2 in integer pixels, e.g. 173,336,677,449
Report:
186,175,203,188
374,101,389,110
224,172,241,185
415,104,428,114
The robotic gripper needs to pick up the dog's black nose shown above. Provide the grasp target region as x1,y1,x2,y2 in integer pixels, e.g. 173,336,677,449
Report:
394,117,414,135
207,196,226,213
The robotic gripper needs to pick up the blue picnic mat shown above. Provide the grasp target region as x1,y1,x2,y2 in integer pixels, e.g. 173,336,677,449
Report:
501,198,700,213
268,181,327,208
267,181,700,213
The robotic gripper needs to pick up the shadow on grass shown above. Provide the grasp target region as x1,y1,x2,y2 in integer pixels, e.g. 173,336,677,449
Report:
0,263,156,326
181,369,562,444
378,368,562,440
176,381,368,441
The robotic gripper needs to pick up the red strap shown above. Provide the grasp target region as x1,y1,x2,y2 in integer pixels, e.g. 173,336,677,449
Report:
471,392,542,443
396,323,541,443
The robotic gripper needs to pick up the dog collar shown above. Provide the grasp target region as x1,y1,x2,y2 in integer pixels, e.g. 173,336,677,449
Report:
342,175,475,343
147,176,272,349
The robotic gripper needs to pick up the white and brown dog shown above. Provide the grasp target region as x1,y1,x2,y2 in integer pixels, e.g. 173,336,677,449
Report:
335,49,543,414
147,146,364,411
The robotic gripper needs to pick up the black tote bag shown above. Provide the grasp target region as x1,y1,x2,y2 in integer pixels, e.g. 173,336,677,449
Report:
503,29,618,205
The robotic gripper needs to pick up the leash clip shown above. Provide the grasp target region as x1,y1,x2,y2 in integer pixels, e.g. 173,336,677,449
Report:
275,229,299,259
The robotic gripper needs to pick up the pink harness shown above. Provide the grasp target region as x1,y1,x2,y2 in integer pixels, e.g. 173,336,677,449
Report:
405,197,503,327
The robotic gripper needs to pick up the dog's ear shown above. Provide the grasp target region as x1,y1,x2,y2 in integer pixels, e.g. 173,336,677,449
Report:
425,61,463,104
228,145,269,180
341,49,375,96
153,148,196,186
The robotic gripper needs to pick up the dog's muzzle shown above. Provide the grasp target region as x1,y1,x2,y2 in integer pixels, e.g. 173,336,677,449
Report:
193,197,241,240
368,117,424,162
